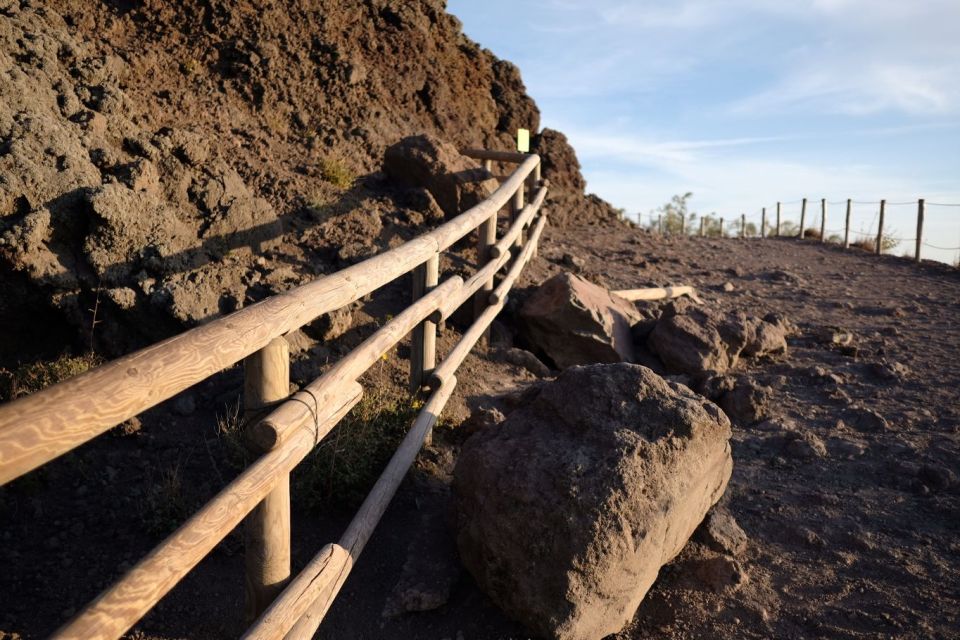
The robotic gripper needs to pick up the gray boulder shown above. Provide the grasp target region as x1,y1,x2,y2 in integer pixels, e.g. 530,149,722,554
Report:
519,273,642,369
454,364,732,640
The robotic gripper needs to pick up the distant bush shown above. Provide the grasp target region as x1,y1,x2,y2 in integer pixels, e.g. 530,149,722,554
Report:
803,227,821,240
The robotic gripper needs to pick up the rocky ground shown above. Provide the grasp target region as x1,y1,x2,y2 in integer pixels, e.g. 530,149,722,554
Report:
2,222,958,639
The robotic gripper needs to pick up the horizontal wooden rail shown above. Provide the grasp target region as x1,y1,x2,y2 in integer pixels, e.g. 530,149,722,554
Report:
461,148,532,164
489,213,547,306
0,155,539,486
251,276,463,450
53,382,363,640
612,285,702,303
12,146,549,640
489,185,547,259
243,378,458,640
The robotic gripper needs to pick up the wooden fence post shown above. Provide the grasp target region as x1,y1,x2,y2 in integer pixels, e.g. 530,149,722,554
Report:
820,198,826,243
530,162,542,258
844,198,851,248
512,181,525,250
243,336,292,621
740,213,746,238
680,214,686,236
799,198,807,238
776,202,781,237
657,214,663,235
876,199,885,255
915,198,924,262
475,159,498,324
719,217,724,237
410,253,439,391
699,216,705,237
761,207,766,238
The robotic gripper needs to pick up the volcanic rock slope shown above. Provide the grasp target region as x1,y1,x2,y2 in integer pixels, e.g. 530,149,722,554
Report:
0,0,618,365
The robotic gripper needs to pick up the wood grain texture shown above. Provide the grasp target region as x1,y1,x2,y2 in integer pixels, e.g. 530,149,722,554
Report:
52,382,363,640
245,379,458,640
243,337,292,620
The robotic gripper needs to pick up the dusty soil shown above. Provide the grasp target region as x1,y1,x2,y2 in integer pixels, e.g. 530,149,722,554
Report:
2,224,958,639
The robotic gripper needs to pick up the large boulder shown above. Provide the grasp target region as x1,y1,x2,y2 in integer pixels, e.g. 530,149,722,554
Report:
519,273,642,368
648,300,788,376
383,134,498,218
453,364,733,640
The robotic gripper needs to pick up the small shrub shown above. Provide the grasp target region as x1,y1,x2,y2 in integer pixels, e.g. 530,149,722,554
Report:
180,58,201,76
215,398,250,470
319,157,356,189
803,227,821,240
850,238,876,252
140,462,191,536
294,387,417,510
0,353,102,403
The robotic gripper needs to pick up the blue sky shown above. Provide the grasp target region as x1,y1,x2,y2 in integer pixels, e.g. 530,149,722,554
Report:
448,0,960,263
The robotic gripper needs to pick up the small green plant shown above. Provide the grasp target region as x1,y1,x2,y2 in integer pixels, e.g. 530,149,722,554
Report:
293,386,416,510
0,353,102,403
319,157,356,189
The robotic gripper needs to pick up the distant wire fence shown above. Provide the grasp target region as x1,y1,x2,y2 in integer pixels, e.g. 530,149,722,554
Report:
637,198,960,265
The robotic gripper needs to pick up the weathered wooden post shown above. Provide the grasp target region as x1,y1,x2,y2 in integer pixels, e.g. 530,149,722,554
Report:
820,198,827,243
475,160,498,327
512,179,525,250
410,253,439,391
680,214,686,236
243,337,292,620
876,199,886,255
657,214,663,235
844,198,851,248
699,216,705,237
799,198,807,238
915,198,925,262
776,202,781,236
761,207,766,238
740,213,746,238
719,217,724,237
530,161,542,258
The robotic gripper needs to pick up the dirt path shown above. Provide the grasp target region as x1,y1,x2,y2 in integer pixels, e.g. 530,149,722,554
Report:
537,229,960,639
2,227,958,639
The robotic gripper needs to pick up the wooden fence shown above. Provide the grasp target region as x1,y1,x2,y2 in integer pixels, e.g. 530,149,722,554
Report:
644,197,960,263
0,148,547,639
